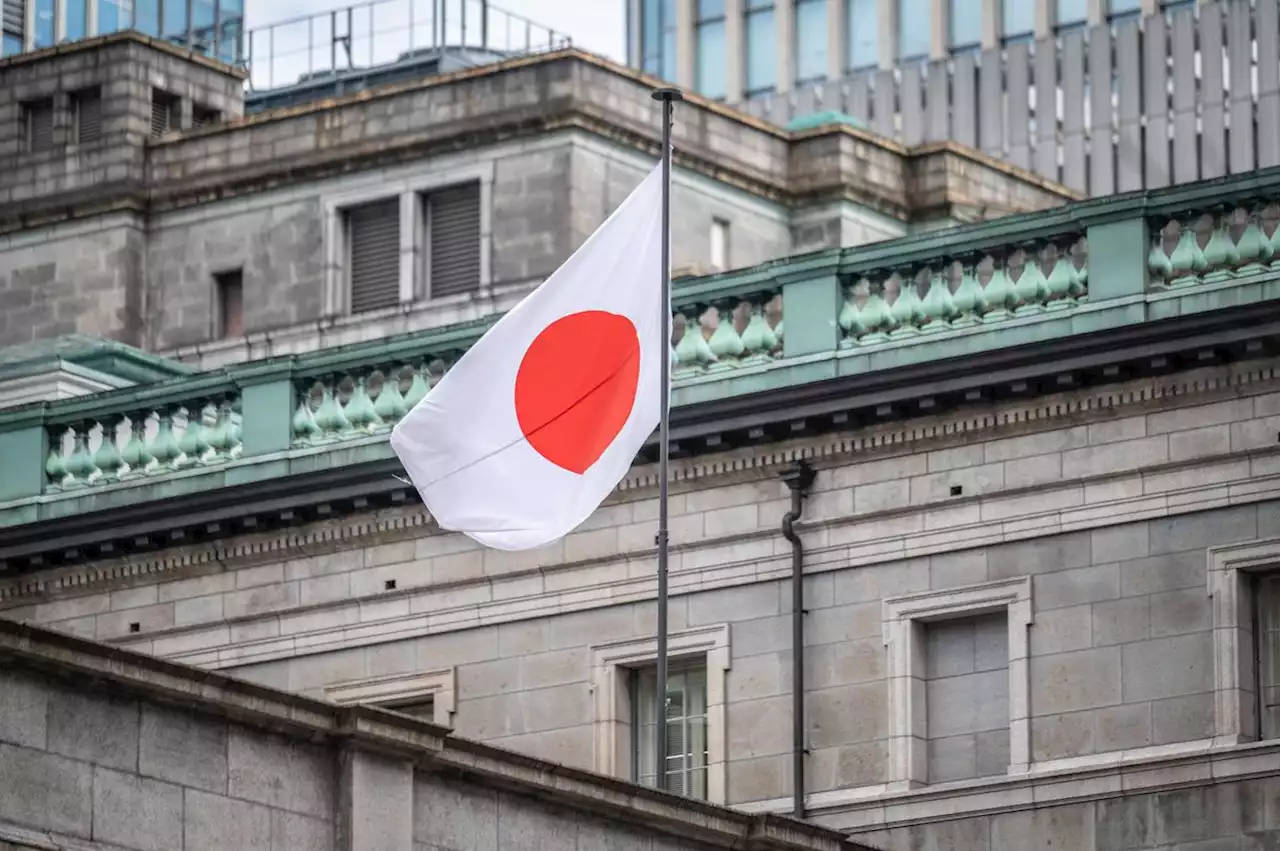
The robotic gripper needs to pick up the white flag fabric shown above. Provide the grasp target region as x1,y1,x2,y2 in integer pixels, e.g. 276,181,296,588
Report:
390,160,665,550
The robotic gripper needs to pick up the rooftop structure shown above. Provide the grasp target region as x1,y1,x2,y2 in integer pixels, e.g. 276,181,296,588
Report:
0,32,1072,379
628,0,1280,198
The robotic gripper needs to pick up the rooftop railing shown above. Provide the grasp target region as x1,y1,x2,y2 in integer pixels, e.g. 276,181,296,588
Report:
243,0,570,92
3,168,1280,513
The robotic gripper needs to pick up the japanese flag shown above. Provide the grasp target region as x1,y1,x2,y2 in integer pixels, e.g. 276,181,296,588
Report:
390,159,666,551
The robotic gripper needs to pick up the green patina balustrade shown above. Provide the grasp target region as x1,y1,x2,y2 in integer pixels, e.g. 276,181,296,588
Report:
1148,201,1280,286
4,167,1280,516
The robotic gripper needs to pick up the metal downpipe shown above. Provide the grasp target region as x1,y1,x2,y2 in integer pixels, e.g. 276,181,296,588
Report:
780,460,815,819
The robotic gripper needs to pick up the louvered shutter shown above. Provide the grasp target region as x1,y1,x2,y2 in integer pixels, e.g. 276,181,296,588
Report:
150,93,175,137
428,182,481,298
26,101,53,151
77,90,102,143
347,199,401,313
1,0,21,42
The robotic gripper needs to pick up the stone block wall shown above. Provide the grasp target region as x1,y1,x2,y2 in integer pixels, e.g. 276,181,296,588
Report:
0,214,145,347
0,37,243,208
0,666,335,851
145,198,325,347
0,630,871,851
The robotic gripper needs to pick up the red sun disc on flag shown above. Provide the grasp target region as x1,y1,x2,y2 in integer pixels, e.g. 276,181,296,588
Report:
514,310,642,475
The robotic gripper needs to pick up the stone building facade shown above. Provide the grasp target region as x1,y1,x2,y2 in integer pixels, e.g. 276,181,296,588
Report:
4,162,1280,849
0,32,1072,371
0,617,872,851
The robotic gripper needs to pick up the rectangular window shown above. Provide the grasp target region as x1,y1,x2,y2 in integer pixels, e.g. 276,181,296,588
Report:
73,88,102,144
98,0,131,33
710,218,729,271
633,665,708,800
793,0,827,84
346,198,401,313
425,182,482,299
744,0,776,95
22,99,54,152
950,0,982,54
162,0,189,41
641,0,677,81
214,269,244,339
191,104,221,129
66,0,86,39
846,0,878,71
2,33,21,57
34,0,54,48
1002,0,1034,43
1057,0,1087,29
134,0,159,35
898,0,931,61
696,0,727,100
924,613,1011,783
151,89,179,137
1257,573,1280,740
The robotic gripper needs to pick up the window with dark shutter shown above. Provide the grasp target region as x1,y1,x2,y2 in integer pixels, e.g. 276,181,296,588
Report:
215,269,244,338
151,89,179,137
1,0,23,48
347,198,401,314
22,99,54,152
192,104,220,129
427,182,481,298
73,88,103,143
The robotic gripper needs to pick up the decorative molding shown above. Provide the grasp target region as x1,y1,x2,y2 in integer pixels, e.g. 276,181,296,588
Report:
1207,537,1280,745
3,360,1279,605
589,624,731,805
323,667,455,727
881,577,1034,787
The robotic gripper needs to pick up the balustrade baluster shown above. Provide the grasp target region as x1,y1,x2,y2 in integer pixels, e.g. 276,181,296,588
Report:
951,259,986,327
120,412,154,477
374,366,409,423
345,376,380,433
150,407,182,471
94,415,125,482
293,383,321,446
65,421,98,487
177,400,211,467
45,427,69,489
706,299,745,368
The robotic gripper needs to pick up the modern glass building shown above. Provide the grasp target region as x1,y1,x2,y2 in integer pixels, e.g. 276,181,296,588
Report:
1,0,244,64
625,0,1193,104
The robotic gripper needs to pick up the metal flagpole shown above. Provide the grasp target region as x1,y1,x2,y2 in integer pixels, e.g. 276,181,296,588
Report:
651,85,682,793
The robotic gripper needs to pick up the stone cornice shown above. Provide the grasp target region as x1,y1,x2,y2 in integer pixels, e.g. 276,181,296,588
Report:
0,618,871,851
3,357,1276,607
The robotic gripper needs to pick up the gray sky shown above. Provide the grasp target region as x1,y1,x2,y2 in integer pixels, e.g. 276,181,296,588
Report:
243,0,626,86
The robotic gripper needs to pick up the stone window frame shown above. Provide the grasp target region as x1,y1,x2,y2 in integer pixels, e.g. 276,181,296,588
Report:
322,161,495,315
589,623,730,805
1208,537,1280,744
323,668,455,728
881,576,1033,788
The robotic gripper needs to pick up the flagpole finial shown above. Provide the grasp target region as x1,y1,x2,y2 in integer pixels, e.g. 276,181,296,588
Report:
651,87,684,102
